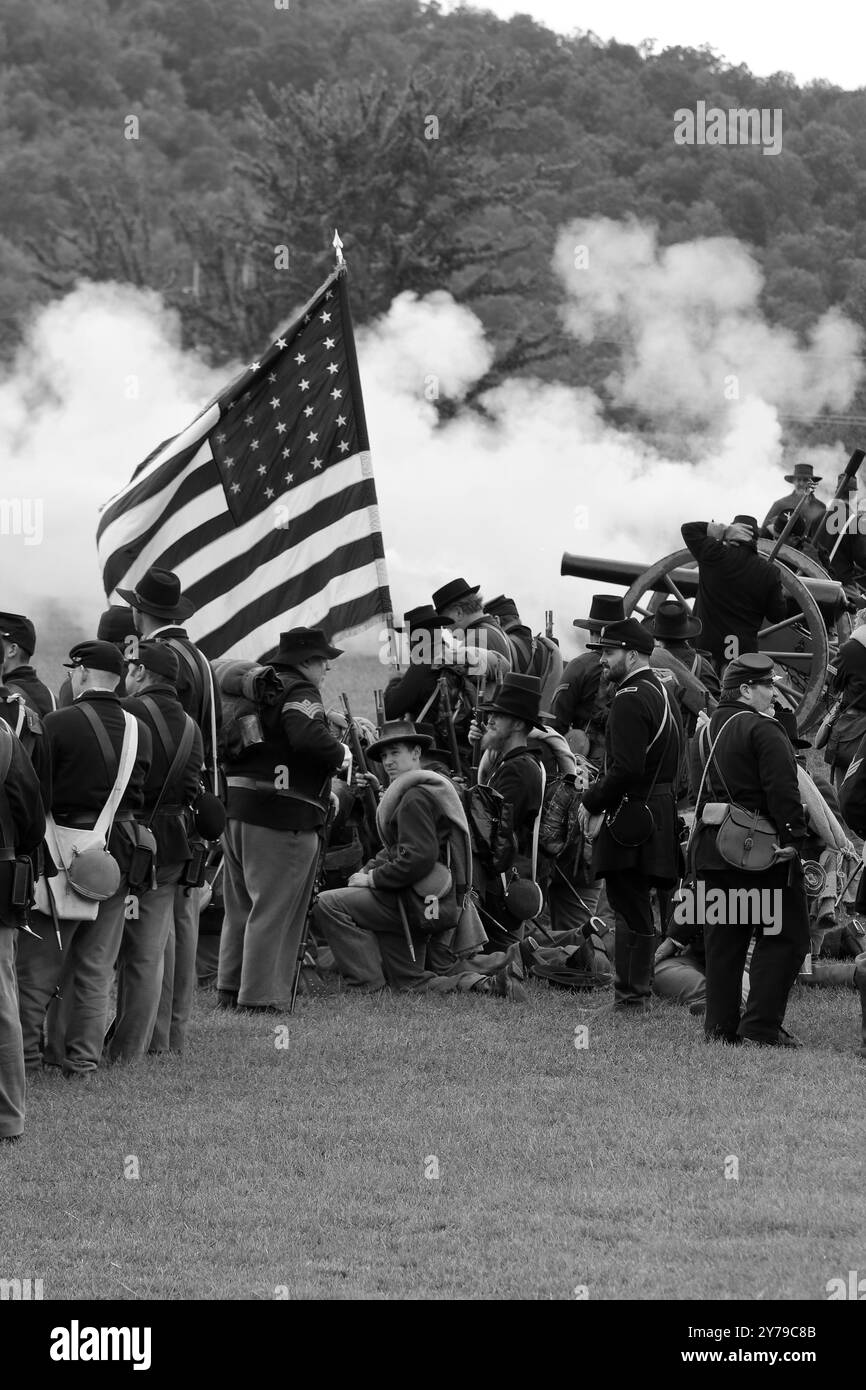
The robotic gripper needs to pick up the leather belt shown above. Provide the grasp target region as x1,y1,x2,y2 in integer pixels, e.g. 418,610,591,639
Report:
226,776,324,810
57,811,135,829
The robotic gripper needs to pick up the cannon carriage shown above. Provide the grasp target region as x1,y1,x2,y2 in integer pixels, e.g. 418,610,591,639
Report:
561,450,866,732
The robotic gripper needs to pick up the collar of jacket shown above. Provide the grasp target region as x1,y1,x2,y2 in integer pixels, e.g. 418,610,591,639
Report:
149,624,188,639
73,690,120,703
615,664,653,686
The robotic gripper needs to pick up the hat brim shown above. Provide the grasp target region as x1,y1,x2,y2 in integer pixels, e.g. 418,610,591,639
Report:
585,639,653,656
479,700,546,729
435,584,480,612
271,643,343,666
572,618,608,631
115,588,196,622
367,731,435,760
651,617,703,640
784,474,822,484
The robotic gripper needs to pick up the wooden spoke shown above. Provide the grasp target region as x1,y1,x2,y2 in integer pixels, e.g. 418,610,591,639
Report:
662,574,691,608
760,613,807,639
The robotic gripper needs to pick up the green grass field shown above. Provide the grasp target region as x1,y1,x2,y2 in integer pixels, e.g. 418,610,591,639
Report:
2,980,863,1301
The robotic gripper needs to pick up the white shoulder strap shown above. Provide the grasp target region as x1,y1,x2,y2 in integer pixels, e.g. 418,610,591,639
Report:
647,681,672,750
92,712,139,843
530,760,547,884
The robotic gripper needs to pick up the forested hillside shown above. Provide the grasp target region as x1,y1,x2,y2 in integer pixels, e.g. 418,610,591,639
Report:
2,0,865,446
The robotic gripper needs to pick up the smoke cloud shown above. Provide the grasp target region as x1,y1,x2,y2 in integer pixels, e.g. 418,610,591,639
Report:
1,219,862,671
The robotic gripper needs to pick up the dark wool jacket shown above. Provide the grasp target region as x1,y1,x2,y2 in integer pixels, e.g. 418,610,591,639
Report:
488,745,544,869
123,685,204,877
582,667,684,884
833,635,866,710
681,522,787,664
150,626,223,761
225,668,344,831
0,724,46,928
42,691,152,871
692,702,808,874
383,663,439,721
2,664,56,718
550,651,608,734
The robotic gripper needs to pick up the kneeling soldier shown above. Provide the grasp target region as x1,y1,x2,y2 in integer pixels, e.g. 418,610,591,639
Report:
314,721,525,998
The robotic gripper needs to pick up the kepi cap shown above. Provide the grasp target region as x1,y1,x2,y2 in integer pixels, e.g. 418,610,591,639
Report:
64,640,124,677
0,612,36,655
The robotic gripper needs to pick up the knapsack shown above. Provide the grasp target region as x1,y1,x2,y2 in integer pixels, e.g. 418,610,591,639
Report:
212,659,286,763
461,783,515,875
527,634,564,712
538,774,582,861
529,923,613,991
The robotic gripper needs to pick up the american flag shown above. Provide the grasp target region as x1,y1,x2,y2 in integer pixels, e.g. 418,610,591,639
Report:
97,265,393,659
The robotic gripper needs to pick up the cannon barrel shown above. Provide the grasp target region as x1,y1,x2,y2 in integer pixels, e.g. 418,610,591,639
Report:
560,551,845,613
561,552,698,593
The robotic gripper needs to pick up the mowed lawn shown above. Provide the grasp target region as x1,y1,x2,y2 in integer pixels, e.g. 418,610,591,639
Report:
2,980,863,1301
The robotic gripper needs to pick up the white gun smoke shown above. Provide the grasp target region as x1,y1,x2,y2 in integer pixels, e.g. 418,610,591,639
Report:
0,218,862,666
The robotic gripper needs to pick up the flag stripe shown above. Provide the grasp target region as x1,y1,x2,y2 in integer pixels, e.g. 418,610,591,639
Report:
196,542,386,658
97,406,219,538
97,265,392,659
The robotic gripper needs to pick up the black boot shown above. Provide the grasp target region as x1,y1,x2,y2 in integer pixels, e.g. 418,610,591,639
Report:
614,927,654,1012
216,989,238,1010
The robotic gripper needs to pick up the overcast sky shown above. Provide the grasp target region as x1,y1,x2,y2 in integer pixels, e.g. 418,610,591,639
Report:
442,1,865,90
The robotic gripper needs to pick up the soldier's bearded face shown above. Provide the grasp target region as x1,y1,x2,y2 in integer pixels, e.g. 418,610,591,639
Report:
600,648,629,683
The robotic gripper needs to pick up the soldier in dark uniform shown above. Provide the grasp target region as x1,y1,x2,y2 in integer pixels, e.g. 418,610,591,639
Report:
762,464,826,545
0,685,49,802
0,720,45,1141
432,577,512,699
0,613,56,717
691,652,809,1046
15,641,152,1076
217,628,346,1011
578,619,684,1011
57,607,138,710
483,596,534,674
470,674,546,950
116,568,220,1053
108,642,204,1061
681,515,787,668
551,595,624,764
383,606,454,727
648,601,720,739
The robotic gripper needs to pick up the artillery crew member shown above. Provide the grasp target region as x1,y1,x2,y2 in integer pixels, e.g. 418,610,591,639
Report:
681,515,787,668
15,640,152,1076
483,595,534,674
109,642,205,1061
118,567,220,1053
383,605,454,724
762,463,826,543
217,628,346,1012
578,619,683,1010
0,720,46,1141
0,612,56,717
691,652,809,1046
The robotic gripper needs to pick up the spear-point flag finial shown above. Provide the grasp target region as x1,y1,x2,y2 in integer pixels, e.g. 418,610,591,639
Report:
333,229,344,266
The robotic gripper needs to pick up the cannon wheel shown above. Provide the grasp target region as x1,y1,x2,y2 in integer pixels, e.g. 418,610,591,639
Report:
622,544,829,731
